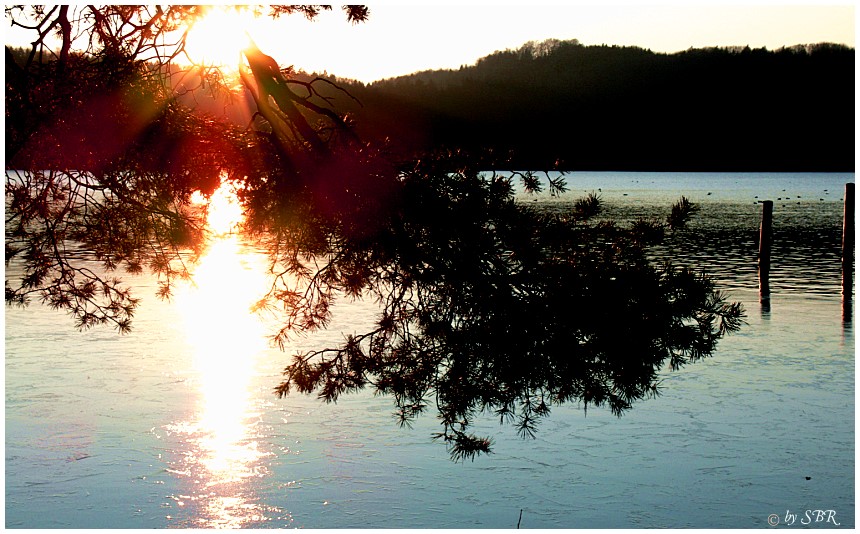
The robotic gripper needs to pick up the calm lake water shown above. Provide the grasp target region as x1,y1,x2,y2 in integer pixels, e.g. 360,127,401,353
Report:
5,172,855,528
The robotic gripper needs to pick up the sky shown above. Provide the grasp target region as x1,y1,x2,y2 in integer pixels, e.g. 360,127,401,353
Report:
4,3,856,83
229,2,856,82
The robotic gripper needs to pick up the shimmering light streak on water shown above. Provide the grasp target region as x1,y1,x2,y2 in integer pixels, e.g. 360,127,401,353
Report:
4,172,854,528
167,183,277,528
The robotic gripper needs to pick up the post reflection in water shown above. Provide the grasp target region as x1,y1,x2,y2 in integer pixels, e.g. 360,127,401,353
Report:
168,184,280,528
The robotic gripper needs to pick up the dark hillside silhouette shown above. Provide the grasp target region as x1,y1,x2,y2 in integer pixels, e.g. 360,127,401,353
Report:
13,39,848,171
338,40,854,171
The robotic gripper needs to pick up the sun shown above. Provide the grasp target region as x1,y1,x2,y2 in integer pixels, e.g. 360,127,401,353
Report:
184,7,257,70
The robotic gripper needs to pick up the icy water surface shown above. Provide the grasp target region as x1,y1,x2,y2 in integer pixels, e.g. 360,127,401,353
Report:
5,172,854,528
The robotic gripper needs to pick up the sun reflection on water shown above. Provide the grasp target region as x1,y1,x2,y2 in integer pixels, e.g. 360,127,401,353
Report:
169,182,281,528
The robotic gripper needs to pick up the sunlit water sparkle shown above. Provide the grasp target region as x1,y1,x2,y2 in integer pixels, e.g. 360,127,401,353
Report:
5,172,854,528
165,185,282,528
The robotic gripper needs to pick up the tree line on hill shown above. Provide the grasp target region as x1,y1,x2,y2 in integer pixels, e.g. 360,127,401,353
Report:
11,38,849,172
335,39,854,171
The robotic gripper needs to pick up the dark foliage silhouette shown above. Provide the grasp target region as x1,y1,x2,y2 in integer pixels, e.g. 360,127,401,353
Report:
6,6,744,459
263,152,744,460
667,195,701,230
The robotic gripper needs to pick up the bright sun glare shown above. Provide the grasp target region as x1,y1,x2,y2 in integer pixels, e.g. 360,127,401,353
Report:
185,7,255,69
191,181,243,236
174,181,272,519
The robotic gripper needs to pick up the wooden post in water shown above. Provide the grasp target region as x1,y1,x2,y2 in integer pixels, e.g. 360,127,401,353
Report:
842,183,854,323
758,200,773,306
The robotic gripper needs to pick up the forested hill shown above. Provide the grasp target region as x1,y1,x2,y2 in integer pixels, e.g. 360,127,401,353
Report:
7,39,853,171
339,40,854,171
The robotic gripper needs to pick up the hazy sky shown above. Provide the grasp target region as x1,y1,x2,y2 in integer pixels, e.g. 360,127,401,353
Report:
244,3,856,81
4,3,855,82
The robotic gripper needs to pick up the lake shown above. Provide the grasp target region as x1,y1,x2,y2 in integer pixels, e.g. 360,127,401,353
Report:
5,172,854,528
